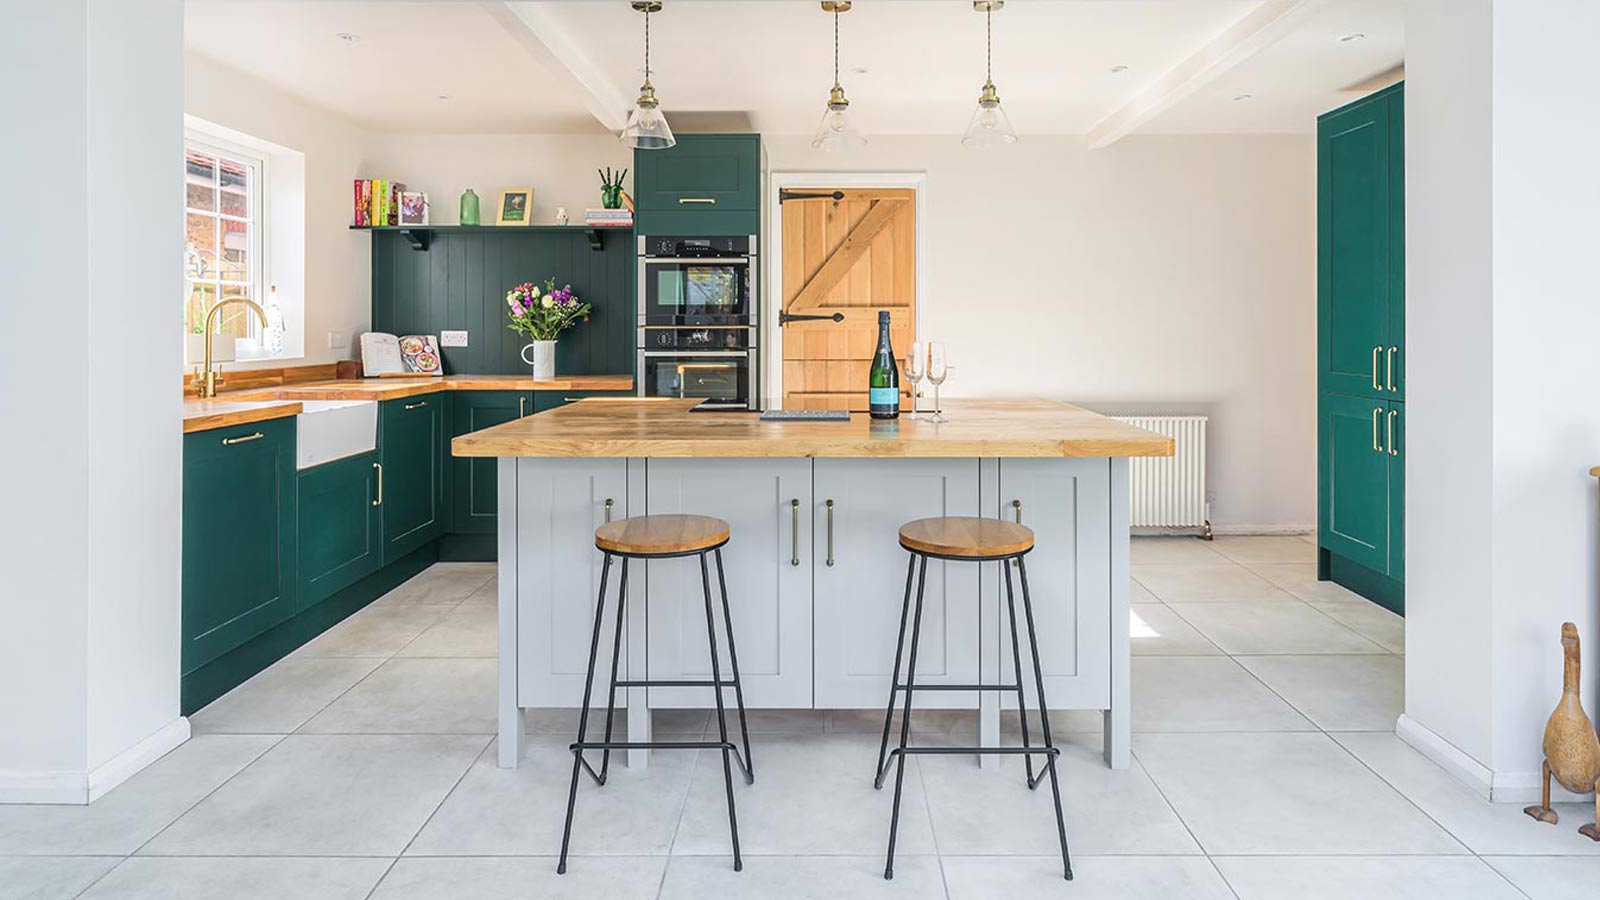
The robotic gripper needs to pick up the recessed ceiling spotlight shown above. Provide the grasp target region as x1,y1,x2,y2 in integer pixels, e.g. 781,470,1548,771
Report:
1232,93,1253,102
850,66,869,76
1109,65,1129,74
335,32,361,44
435,94,450,101
1339,32,1366,43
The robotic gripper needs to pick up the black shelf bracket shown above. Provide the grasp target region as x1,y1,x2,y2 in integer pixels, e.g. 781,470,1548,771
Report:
398,228,430,251
585,228,604,251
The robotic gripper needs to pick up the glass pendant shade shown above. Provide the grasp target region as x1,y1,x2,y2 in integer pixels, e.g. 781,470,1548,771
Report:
812,88,866,151
622,88,676,150
962,85,1016,147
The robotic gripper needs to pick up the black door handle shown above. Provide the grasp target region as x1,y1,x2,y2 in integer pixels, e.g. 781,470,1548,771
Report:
779,311,846,326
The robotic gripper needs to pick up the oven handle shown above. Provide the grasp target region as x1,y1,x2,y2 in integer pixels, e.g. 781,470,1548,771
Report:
641,256,752,265
641,351,752,358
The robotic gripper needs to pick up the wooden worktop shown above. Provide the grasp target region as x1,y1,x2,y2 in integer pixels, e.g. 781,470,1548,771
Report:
223,373,634,402
183,399,303,434
450,397,1174,459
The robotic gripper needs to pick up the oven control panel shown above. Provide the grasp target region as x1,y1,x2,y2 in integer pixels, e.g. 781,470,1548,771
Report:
640,327,752,351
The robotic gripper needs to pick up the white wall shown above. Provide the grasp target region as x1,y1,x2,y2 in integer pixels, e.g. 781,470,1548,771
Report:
184,53,372,369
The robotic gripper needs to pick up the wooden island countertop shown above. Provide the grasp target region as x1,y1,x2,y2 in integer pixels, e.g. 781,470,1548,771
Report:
451,397,1174,459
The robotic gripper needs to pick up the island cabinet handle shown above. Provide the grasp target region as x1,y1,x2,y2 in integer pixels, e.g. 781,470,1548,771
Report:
678,197,716,205
519,396,528,417
1372,408,1382,452
790,499,801,566
220,431,263,446
604,498,614,523
825,499,835,567
404,400,428,410
1371,346,1382,391
372,462,383,506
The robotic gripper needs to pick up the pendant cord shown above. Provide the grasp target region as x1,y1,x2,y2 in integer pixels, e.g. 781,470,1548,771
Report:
644,8,651,83
833,8,840,89
986,7,992,83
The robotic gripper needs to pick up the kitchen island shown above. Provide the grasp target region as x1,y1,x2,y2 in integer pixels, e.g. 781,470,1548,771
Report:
451,398,1172,771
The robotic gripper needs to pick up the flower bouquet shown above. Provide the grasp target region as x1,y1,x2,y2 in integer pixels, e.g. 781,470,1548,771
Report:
506,279,592,379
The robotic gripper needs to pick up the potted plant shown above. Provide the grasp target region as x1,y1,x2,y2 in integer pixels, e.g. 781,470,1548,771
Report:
506,279,592,380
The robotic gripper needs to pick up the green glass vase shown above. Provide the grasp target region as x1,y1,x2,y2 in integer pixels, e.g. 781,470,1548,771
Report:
459,188,481,226
600,185,623,210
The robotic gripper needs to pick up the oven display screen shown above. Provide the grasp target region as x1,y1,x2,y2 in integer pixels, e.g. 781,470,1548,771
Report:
657,266,739,308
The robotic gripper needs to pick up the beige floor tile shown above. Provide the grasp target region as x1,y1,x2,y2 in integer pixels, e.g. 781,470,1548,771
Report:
660,854,944,899
0,856,120,900
1306,597,1405,653
79,857,391,900
1486,856,1600,899
299,658,498,734
190,657,383,734
944,855,1233,900
1170,601,1387,655
1216,856,1525,900
394,602,498,658
294,605,447,658
372,564,495,610
1132,565,1296,603
372,856,665,900
1131,537,1228,565
1131,604,1224,656
1132,657,1314,732
1237,655,1403,730
1210,535,1319,565
1248,562,1370,604
1129,577,1159,603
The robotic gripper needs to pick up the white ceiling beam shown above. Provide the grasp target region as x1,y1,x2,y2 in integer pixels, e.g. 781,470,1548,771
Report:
483,1,630,134
1085,0,1325,149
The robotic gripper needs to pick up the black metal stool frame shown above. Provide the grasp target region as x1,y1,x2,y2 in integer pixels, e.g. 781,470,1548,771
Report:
873,545,1073,881
556,538,754,874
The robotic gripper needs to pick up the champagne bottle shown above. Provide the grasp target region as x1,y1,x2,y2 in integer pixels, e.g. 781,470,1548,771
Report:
869,309,900,419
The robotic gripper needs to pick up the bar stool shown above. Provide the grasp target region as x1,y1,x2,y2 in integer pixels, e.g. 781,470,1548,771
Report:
874,516,1073,881
557,514,754,874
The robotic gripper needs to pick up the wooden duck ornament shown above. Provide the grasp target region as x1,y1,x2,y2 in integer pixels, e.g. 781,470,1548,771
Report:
1524,621,1600,839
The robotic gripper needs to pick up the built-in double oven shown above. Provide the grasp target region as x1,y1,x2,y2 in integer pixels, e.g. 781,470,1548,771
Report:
638,235,758,410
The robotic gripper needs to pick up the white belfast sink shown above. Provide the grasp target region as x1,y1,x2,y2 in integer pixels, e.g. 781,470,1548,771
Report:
295,400,378,469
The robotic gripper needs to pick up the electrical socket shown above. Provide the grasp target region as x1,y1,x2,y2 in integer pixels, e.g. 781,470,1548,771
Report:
327,331,347,350
441,330,469,347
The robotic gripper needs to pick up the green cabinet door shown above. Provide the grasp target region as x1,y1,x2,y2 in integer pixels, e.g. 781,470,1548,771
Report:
297,450,382,610
380,395,448,563
1319,392,1391,573
533,389,631,413
1386,401,1404,582
1318,88,1396,398
634,134,760,212
182,418,297,674
1386,89,1405,401
450,390,531,535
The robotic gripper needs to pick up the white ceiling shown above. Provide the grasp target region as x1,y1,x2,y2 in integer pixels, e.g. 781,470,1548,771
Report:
183,0,1404,139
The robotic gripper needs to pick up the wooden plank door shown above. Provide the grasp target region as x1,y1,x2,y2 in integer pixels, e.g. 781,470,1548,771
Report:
780,188,915,411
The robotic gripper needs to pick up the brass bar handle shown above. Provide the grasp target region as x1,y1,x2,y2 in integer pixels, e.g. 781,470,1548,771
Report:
403,400,428,410
519,396,528,417
604,498,614,523
1372,408,1382,451
825,499,835,567
221,432,263,446
678,197,717,205
1388,410,1399,457
1012,499,1023,566
372,462,383,506
790,499,801,567
1371,346,1382,390
1387,346,1398,392
564,397,584,402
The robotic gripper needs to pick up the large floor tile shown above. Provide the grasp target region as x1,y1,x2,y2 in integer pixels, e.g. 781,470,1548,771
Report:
143,733,486,857
1486,856,1600,899
394,602,497,658
407,737,692,856
1216,855,1524,900
295,605,448,658
659,854,943,900
1134,732,1466,855
921,734,1200,855
1129,578,1159,603
1249,563,1371,604
943,855,1233,900
79,857,391,900
673,733,933,856
0,856,119,900
299,658,497,734
828,707,972,736
372,564,495,609
1131,538,1227,565
1132,657,1313,732
1237,655,1403,730
1170,601,1386,654
1306,597,1405,653
1132,565,1295,603
0,735,277,856
372,856,665,900
190,657,383,734
1130,604,1223,656
520,707,710,737
1210,535,1318,565
1332,732,1600,855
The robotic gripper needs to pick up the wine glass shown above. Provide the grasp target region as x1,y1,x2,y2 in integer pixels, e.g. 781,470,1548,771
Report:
926,342,948,423
904,341,925,419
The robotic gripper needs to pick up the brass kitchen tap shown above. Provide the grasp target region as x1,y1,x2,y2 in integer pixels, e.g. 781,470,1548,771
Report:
194,296,267,398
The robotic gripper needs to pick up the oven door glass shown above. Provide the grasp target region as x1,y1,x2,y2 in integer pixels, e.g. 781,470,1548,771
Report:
642,353,751,408
643,260,751,324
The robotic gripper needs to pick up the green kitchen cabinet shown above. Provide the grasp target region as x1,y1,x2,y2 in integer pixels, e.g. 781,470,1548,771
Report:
1387,402,1405,584
450,390,531,535
533,389,631,413
634,134,760,211
380,394,449,563
1318,83,1404,401
297,450,382,610
1319,393,1392,573
182,418,297,674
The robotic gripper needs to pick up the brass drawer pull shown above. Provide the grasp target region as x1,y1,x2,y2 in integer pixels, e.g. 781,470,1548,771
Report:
604,498,614,523
519,396,528,417
564,397,584,402
678,197,717,205
403,400,428,410
825,499,835,567
1371,346,1382,390
1386,346,1398,392
372,462,383,506
1371,408,1382,451
221,432,263,446
1388,410,1399,457
790,499,801,566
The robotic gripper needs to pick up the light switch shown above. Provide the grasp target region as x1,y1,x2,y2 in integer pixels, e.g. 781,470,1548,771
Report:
441,330,469,347
327,331,347,350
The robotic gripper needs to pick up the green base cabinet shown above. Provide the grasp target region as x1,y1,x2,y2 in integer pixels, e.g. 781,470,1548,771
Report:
1319,394,1403,575
381,395,450,564
182,418,297,675
297,450,383,610
450,390,530,535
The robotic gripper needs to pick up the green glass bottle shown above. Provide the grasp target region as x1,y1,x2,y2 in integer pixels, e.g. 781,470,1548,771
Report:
459,188,480,226
869,309,900,419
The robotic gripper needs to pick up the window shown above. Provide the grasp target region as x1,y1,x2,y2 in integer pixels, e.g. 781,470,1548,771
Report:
184,139,266,350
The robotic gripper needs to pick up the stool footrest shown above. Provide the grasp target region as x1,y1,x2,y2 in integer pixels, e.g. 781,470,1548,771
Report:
572,739,733,751
889,745,1061,757
891,683,1021,693
611,679,739,688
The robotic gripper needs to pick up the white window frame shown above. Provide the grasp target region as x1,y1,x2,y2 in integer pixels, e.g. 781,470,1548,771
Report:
184,132,272,357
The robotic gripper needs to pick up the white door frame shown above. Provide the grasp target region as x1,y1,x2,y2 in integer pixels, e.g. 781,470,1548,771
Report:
764,171,928,406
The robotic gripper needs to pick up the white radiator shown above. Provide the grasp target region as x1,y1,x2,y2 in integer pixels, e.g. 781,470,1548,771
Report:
1111,415,1209,533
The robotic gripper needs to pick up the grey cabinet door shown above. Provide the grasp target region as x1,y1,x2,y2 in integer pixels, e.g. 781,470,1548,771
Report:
995,459,1113,709
813,459,982,708
644,459,814,708
513,458,629,707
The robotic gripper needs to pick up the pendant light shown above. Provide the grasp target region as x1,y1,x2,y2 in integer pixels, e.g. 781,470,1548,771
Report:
962,0,1016,147
621,1,675,150
812,1,866,151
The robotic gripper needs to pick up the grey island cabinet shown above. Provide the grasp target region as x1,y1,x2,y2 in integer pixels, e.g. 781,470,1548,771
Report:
450,398,1172,771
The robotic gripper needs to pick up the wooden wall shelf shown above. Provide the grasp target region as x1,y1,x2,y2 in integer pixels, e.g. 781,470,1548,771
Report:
349,224,630,252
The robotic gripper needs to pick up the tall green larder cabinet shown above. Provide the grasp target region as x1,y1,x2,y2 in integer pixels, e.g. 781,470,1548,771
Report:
1317,82,1405,614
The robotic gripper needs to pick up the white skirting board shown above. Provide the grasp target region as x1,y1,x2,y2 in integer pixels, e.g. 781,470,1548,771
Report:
0,717,189,804
1396,713,1594,805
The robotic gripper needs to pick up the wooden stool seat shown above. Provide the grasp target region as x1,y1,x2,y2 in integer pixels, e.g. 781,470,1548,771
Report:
898,516,1034,559
595,514,731,556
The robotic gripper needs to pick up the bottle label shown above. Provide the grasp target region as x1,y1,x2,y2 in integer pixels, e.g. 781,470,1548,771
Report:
869,387,899,409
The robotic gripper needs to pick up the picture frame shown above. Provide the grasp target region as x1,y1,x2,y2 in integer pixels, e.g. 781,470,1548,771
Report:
398,191,429,226
496,188,534,226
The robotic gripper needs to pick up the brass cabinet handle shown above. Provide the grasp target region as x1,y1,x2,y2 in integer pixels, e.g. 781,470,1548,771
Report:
604,498,614,523
1371,346,1382,390
678,197,717,205
403,400,427,410
1388,409,1399,457
372,462,383,506
1386,347,1398,392
221,431,263,446
790,499,801,567
825,499,835,567
1372,408,1382,451
519,396,528,417
564,397,584,402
